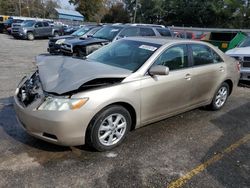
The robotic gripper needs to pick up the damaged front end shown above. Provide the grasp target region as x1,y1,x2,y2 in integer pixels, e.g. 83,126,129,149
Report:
17,70,125,108
17,71,42,107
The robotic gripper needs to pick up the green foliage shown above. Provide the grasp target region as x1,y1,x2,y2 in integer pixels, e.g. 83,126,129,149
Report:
122,0,250,28
69,0,105,22
0,0,60,18
102,2,130,23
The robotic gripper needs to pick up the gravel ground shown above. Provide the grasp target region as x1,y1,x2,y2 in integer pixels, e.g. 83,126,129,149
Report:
0,34,249,188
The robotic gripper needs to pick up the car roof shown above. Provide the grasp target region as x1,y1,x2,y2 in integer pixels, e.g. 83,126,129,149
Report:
124,36,209,46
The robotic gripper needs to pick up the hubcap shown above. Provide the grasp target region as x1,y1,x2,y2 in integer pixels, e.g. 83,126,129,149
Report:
215,86,228,108
98,113,127,146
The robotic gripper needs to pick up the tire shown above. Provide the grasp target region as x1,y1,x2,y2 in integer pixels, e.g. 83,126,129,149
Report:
27,32,34,40
86,105,132,151
208,82,229,110
74,47,85,57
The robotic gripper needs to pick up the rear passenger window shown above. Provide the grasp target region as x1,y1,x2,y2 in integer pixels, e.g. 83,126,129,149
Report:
211,49,223,63
35,22,43,27
156,28,172,37
191,44,215,66
43,22,49,27
119,27,139,38
140,28,155,36
155,45,189,71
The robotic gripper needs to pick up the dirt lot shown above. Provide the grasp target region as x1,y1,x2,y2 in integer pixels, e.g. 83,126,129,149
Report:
0,34,249,188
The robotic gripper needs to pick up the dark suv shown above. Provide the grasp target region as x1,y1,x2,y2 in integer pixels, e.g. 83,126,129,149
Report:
60,24,173,57
48,25,102,54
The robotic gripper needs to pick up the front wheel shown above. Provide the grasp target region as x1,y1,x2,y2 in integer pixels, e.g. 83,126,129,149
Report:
208,82,229,110
27,32,34,40
86,105,132,151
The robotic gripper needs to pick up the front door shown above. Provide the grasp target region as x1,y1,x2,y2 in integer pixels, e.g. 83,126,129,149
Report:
140,44,193,124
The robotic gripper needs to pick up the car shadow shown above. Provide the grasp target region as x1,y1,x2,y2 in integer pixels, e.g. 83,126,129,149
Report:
199,102,250,187
0,96,70,152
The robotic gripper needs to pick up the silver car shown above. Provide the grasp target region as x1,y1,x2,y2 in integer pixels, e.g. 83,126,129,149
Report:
14,37,240,151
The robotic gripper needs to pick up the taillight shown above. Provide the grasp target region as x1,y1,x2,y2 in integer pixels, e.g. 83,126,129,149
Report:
236,61,241,72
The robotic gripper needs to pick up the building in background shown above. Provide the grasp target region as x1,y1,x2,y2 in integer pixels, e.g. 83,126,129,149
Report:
54,8,84,21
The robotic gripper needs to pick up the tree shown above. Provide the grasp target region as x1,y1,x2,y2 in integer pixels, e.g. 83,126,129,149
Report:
69,0,105,22
102,2,130,23
0,0,60,18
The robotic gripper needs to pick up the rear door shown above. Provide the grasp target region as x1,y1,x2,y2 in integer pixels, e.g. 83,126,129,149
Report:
34,22,44,37
42,22,52,36
188,43,226,105
140,44,193,124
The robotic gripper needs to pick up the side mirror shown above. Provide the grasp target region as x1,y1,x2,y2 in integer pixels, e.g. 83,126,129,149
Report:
34,25,38,28
149,65,169,76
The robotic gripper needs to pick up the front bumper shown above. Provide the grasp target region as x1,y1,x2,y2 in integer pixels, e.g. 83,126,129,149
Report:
240,68,250,81
47,42,62,54
13,79,92,146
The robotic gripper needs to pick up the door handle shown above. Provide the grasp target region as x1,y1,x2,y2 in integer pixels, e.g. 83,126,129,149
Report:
184,73,191,80
219,66,225,72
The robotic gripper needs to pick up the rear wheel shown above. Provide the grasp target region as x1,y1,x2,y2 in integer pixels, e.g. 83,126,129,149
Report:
27,32,34,40
208,82,229,110
86,105,131,151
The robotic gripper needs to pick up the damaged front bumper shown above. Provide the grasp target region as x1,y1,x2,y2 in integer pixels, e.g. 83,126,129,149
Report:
14,73,92,146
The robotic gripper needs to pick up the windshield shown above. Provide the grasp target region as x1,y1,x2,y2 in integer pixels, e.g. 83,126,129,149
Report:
87,39,161,71
238,37,250,47
92,26,123,41
22,20,35,27
71,26,92,37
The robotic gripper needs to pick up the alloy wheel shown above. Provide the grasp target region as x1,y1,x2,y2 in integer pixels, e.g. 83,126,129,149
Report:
98,113,127,146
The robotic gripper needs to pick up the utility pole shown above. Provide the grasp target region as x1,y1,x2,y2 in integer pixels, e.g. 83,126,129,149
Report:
19,0,22,16
133,0,138,23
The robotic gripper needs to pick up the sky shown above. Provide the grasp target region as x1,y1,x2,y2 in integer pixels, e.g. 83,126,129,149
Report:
58,0,75,10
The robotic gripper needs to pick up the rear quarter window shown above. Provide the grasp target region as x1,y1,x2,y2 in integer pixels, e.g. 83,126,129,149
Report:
156,28,172,37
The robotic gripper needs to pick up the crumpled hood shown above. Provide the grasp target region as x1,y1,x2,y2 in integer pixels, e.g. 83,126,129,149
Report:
226,47,250,56
36,55,132,95
64,37,109,46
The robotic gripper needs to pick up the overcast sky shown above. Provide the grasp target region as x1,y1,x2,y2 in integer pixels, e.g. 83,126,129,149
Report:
58,0,75,10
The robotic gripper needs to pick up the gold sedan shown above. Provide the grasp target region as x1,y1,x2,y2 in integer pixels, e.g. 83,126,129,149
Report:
14,37,240,151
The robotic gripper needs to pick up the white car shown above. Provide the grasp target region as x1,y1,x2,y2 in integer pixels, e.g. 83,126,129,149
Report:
226,37,250,81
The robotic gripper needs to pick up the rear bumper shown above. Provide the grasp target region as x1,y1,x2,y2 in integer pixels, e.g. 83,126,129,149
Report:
12,32,27,39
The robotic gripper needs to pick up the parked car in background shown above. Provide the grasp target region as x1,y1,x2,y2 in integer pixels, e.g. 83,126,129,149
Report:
4,17,25,34
48,25,102,54
61,24,173,57
14,37,240,151
226,36,250,81
0,15,9,33
63,25,80,35
11,20,61,40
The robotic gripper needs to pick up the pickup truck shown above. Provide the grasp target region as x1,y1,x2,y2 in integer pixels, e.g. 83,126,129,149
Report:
48,25,101,54
226,36,250,81
11,20,61,40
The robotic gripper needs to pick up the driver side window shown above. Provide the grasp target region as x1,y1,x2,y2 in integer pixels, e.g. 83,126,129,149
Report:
155,45,189,71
